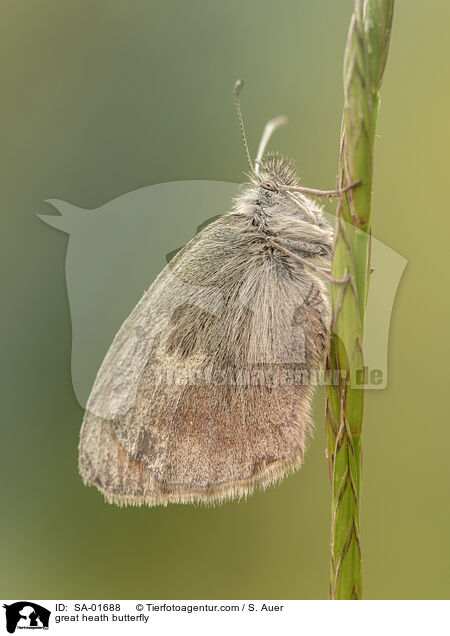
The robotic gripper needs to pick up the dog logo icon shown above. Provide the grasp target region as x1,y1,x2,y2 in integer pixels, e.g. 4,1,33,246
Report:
3,602,50,633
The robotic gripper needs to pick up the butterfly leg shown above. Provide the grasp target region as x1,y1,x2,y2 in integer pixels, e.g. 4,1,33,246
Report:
280,179,363,200
268,238,351,284
274,237,325,256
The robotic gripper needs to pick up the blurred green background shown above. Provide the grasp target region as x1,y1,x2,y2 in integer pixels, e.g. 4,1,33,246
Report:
1,0,449,600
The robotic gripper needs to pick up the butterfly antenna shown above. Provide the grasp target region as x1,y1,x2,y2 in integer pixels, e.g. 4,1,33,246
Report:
254,115,288,175
233,80,254,173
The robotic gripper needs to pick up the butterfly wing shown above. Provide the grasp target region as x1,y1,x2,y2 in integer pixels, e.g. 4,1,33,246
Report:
79,212,329,505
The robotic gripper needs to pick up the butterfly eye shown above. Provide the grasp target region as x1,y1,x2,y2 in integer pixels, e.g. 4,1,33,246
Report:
260,179,278,192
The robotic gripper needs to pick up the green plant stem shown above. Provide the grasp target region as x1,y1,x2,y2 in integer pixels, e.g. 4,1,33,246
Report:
325,0,394,600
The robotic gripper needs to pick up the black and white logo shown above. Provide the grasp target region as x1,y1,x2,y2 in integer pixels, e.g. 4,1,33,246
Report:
3,602,50,634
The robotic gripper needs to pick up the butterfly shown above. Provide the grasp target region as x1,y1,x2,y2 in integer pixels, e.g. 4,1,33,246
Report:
79,81,357,506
